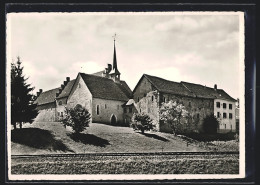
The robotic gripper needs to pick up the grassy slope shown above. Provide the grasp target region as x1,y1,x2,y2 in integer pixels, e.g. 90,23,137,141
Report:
11,122,208,155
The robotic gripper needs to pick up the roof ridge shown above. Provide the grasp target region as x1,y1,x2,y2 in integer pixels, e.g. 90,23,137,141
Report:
144,74,180,84
41,87,60,93
80,72,114,81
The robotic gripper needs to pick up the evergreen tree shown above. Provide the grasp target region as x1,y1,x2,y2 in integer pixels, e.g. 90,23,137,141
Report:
11,57,38,129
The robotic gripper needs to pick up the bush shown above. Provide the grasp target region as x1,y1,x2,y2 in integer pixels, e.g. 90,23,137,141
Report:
131,113,154,134
202,114,219,134
61,104,91,134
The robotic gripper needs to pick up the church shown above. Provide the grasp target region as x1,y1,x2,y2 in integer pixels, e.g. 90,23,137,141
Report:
34,38,237,133
34,40,132,125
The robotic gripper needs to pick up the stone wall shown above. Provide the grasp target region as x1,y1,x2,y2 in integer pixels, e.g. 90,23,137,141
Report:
133,77,156,103
35,103,57,122
92,98,126,125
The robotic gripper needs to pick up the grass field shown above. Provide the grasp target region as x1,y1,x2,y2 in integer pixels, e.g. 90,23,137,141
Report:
11,122,213,155
11,154,239,174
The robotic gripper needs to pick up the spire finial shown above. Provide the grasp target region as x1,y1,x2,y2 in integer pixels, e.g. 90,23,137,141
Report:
112,33,117,42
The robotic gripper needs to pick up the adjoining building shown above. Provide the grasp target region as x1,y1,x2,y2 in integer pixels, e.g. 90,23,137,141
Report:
34,40,132,125
130,74,237,133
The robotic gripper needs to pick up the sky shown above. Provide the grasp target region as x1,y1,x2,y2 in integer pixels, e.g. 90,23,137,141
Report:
7,12,243,99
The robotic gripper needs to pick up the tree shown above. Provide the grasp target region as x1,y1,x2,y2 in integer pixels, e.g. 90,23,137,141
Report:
11,57,38,129
159,100,189,135
61,104,91,134
131,113,154,134
202,114,219,134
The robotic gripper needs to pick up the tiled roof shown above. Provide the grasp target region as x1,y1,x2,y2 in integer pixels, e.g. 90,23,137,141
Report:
80,73,129,101
92,70,104,77
56,79,76,99
116,80,133,98
143,74,194,97
141,74,236,102
34,88,60,105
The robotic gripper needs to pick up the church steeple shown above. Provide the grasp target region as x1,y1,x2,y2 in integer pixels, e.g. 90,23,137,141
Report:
109,33,121,82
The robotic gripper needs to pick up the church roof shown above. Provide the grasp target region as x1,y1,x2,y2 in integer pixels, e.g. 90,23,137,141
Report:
79,73,129,101
56,79,76,99
134,74,236,102
34,88,60,105
116,80,133,98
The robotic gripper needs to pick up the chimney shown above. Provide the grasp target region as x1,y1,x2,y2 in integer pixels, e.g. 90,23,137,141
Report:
63,81,68,86
59,88,62,93
107,64,112,72
61,84,65,90
66,77,70,82
214,84,217,90
37,89,43,97
56,92,59,97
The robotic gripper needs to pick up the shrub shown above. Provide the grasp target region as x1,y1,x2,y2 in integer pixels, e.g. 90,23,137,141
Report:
131,113,154,134
202,114,219,134
61,104,91,134
159,100,189,134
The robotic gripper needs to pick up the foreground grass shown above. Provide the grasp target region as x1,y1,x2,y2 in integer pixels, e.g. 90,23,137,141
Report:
11,154,239,174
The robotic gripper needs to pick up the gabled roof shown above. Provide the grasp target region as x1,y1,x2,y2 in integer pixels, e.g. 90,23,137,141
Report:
134,74,236,102
34,88,60,105
56,79,76,99
116,80,133,98
79,73,129,101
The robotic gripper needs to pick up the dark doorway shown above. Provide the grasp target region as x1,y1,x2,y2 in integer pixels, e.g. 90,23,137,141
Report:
111,115,117,125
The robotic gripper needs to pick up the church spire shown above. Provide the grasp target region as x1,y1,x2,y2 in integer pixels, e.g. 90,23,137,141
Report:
109,33,120,82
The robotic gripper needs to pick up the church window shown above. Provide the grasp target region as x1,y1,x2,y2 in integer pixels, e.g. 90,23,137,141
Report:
61,112,63,117
105,104,107,109
96,105,100,115
140,109,141,113
216,102,220,108
58,101,62,105
152,96,154,101
229,104,232,110
224,124,226,129
223,112,227,119
163,97,166,102
144,93,146,97
129,107,132,113
124,108,127,113
223,103,227,109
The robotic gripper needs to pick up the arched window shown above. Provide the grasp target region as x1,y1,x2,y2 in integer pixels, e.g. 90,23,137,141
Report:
152,96,154,101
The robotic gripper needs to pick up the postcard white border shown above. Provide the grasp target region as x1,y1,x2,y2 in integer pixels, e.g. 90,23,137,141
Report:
6,11,245,181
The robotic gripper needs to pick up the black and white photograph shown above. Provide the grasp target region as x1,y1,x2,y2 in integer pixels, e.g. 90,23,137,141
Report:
6,10,246,181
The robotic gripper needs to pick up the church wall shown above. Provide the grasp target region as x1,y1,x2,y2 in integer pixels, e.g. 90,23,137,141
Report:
35,102,57,122
92,98,125,125
67,75,93,122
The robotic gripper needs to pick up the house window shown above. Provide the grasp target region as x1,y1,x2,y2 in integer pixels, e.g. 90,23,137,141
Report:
225,124,226,129
58,101,62,105
144,93,146,97
140,109,141,113
61,112,63,117
217,112,220,118
96,105,100,115
223,112,227,119
129,107,132,113
216,102,220,108
223,103,227,109
163,97,166,102
229,113,233,119
229,104,232,110
151,96,154,102
124,107,127,113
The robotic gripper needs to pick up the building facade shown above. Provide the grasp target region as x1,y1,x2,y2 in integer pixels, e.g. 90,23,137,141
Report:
131,74,237,133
